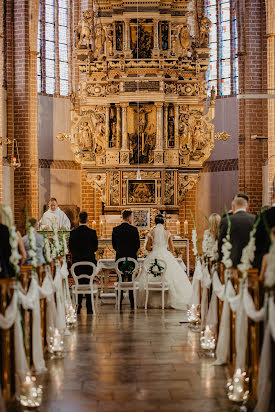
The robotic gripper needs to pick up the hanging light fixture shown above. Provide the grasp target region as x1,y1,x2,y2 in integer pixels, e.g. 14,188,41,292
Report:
11,139,21,169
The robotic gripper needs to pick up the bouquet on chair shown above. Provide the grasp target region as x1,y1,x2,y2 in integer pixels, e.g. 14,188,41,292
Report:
148,259,165,278
119,258,135,282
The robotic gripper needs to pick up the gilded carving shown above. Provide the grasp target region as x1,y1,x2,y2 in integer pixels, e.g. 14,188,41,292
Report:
75,11,94,49
87,173,107,203
199,15,212,47
164,171,175,205
110,171,120,205
94,25,106,59
179,25,191,56
86,83,106,96
178,174,199,202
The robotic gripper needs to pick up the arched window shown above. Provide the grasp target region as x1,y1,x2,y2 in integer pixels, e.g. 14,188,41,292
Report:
37,0,70,96
205,0,238,96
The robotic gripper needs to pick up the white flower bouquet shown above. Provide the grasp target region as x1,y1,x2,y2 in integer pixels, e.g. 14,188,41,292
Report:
43,236,52,264
238,214,261,279
52,226,61,258
221,212,232,270
27,225,38,269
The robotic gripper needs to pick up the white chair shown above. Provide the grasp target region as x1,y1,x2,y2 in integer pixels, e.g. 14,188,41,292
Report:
71,262,100,314
114,257,140,311
144,258,168,310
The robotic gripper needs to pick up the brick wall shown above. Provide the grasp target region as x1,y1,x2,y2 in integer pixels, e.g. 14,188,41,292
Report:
237,0,268,212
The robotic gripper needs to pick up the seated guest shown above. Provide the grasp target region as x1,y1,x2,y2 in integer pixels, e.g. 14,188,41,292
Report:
22,218,45,266
69,211,98,314
0,205,26,274
39,197,71,230
0,222,12,277
218,195,255,268
254,190,275,269
259,226,275,282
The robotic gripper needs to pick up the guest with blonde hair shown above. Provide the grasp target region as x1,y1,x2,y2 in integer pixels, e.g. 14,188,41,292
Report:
208,213,221,240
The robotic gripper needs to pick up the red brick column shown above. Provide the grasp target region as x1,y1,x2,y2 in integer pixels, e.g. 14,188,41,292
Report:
6,0,39,231
266,0,275,200
237,0,268,213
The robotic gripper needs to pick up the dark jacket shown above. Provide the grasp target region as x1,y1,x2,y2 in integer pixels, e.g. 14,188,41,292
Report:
254,206,275,269
69,225,98,275
112,222,140,261
0,224,12,277
218,210,255,268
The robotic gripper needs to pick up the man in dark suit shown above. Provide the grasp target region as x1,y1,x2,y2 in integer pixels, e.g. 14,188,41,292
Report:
69,211,98,314
254,191,275,269
112,210,140,309
218,195,255,268
0,223,12,278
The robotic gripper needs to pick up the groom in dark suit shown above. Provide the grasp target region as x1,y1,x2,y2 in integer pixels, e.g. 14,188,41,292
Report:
112,210,140,308
69,211,98,314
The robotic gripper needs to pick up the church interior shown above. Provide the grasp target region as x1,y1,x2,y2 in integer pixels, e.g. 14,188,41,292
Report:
0,0,275,411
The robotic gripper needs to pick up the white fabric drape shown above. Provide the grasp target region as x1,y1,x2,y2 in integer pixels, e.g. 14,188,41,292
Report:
53,261,66,331
190,258,203,306
206,270,219,328
213,280,235,365
201,263,211,328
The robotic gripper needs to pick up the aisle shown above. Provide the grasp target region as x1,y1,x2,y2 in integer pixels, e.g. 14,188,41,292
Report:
26,307,232,411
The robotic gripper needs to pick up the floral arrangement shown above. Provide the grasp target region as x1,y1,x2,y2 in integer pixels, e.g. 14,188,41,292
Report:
119,258,135,281
43,234,52,265
148,259,165,277
202,229,216,262
238,214,261,279
62,233,69,255
0,205,21,276
27,224,38,270
51,226,61,259
190,211,198,257
221,212,232,269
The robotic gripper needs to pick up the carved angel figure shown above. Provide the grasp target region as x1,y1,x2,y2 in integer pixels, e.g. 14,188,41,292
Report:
75,11,93,49
199,16,212,46
179,26,191,56
79,121,92,150
94,174,106,203
94,25,106,59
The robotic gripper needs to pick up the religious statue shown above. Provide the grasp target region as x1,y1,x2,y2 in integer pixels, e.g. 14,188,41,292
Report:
107,25,113,56
171,24,179,56
94,174,106,203
138,107,152,134
199,16,212,46
94,113,105,154
115,22,123,51
179,25,191,56
94,25,106,59
75,11,93,49
79,121,93,150
210,86,216,106
161,23,169,51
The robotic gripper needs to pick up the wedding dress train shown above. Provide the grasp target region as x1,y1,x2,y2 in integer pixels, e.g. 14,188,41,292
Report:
137,224,192,309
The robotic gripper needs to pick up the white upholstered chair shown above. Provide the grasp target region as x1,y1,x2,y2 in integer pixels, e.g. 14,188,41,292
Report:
144,258,168,310
71,262,100,314
114,257,140,311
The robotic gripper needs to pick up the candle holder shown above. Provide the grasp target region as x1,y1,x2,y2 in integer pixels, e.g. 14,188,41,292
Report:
226,368,249,407
200,325,216,356
187,304,201,330
19,373,43,408
66,304,77,327
47,327,65,358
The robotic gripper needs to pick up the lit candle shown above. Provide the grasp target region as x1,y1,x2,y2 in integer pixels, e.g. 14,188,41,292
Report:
53,328,62,349
12,156,17,166
232,368,245,402
100,220,104,236
204,325,212,340
20,373,43,407
184,219,188,236
22,374,34,398
91,220,96,230
176,220,180,235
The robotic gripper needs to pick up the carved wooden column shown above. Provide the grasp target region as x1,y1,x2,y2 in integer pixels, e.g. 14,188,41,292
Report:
152,19,160,57
124,19,131,58
105,104,110,148
164,103,168,148
174,104,179,148
154,102,164,164
116,103,121,148
120,103,129,164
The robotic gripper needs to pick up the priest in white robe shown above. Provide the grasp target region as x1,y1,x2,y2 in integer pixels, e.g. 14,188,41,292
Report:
39,198,71,230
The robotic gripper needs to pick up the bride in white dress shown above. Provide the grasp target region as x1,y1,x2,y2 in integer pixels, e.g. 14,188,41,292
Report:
138,214,192,309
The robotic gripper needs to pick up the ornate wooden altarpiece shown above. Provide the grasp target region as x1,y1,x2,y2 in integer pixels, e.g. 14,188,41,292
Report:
57,0,222,220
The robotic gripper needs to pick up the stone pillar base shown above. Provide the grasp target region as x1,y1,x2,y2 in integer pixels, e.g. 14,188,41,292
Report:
164,149,179,165
124,49,132,59
154,149,164,165
106,149,120,165
152,49,160,58
120,149,130,165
